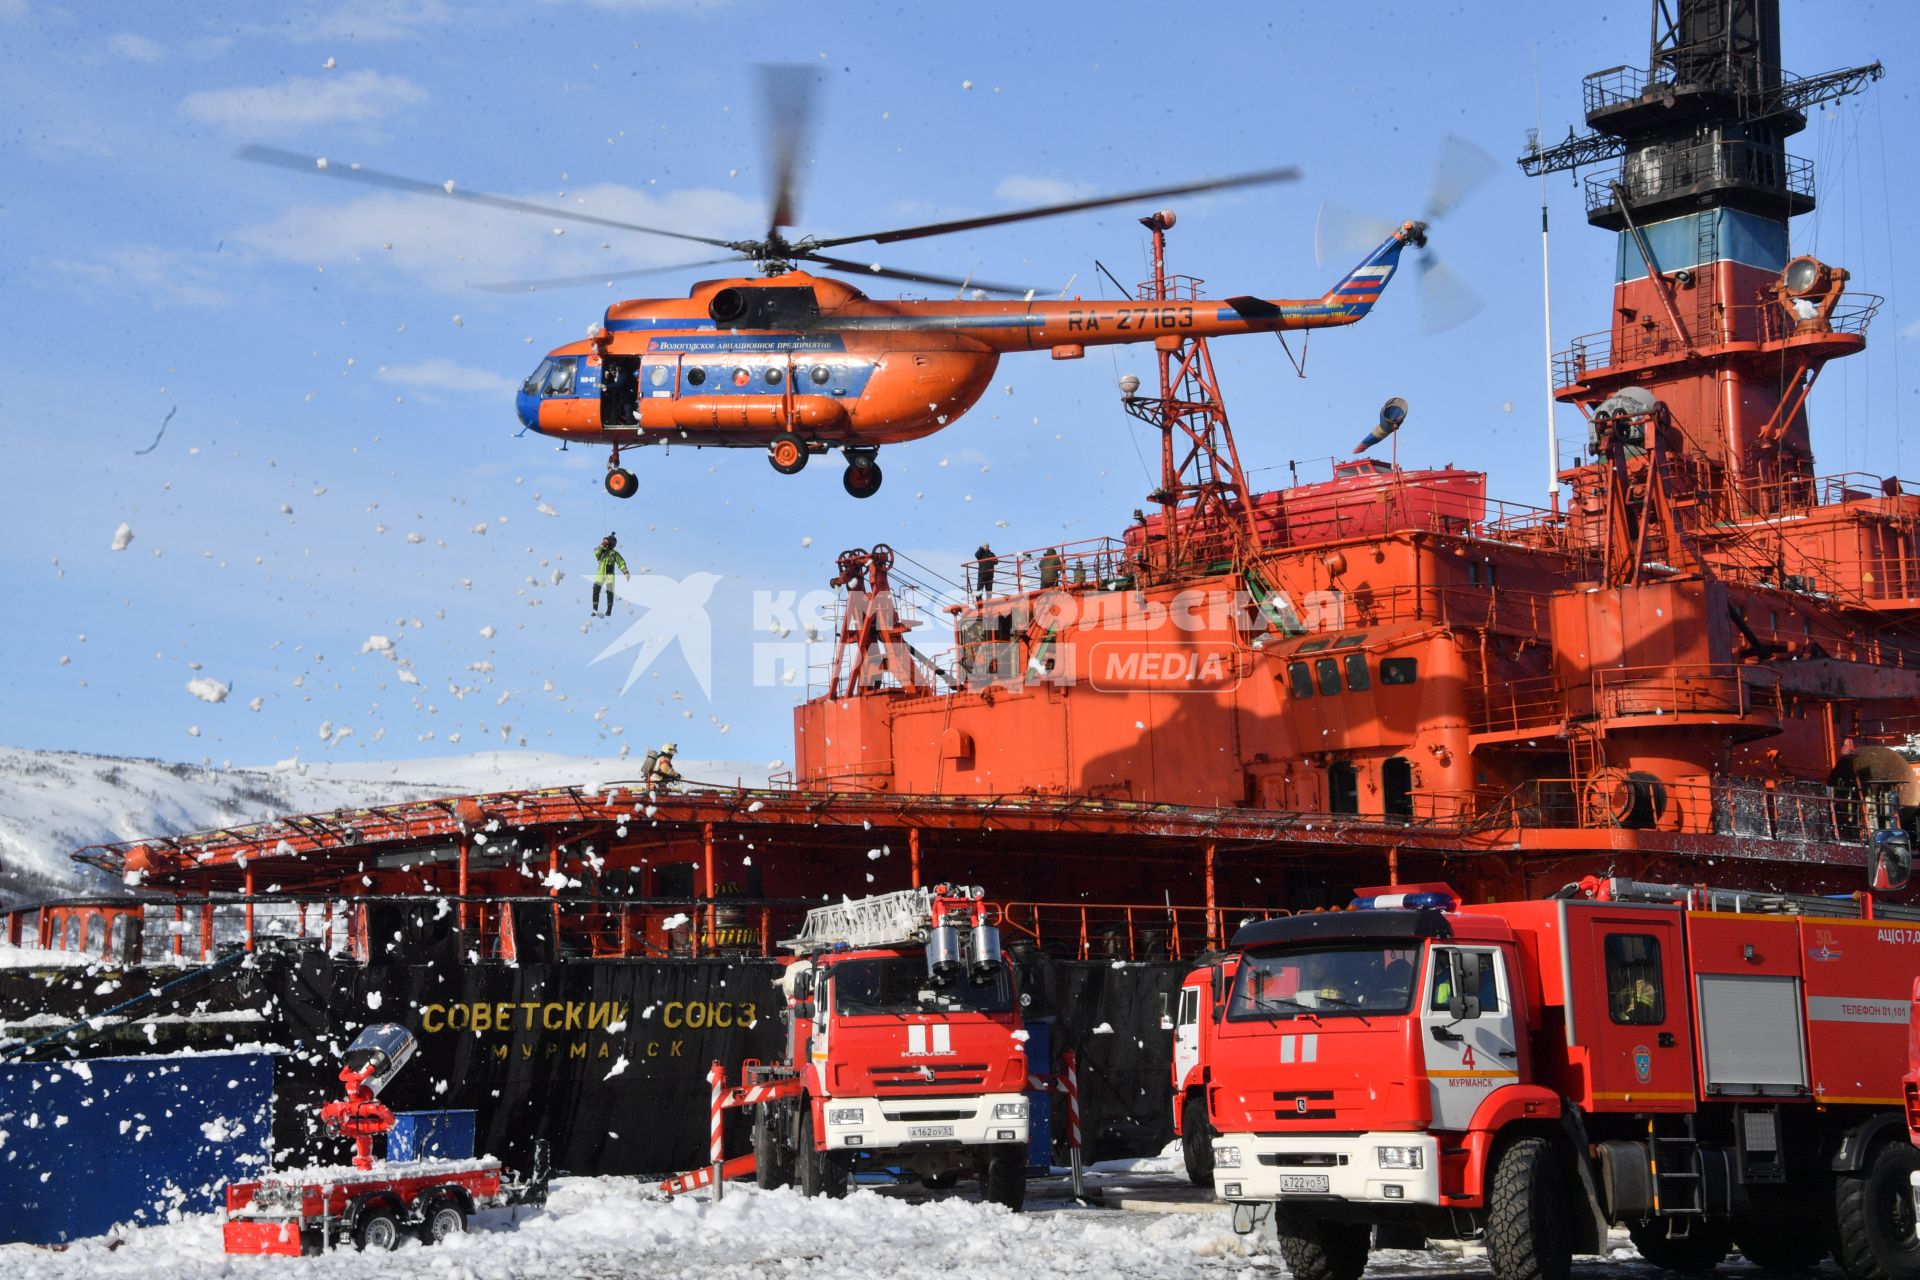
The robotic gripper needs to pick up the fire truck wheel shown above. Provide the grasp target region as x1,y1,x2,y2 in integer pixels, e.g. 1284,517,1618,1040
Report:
419,1199,467,1244
983,1145,1026,1211
754,1103,792,1191
796,1108,849,1200
1486,1136,1574,1280
1628,1220,1730,1273
1833,1142,1920,1280
1181,1094,1216,1188
1734,1216,1829,1274
1267,1207,1369,1280
353,1207,401,1253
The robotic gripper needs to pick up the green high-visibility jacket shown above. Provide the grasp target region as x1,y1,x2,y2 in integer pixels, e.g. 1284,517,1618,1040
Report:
594,545,628,583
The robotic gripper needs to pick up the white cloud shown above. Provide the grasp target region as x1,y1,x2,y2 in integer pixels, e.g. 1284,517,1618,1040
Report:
107,32,166,62
1902,318,1920,341
377,359,517,396
44,245,233,308
180,69,427,132
233,182,760,295
994,175,1097,206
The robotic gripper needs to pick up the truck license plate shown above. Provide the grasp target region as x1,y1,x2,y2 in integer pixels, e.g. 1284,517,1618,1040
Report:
909,1125,955,1140
1279,1174,1330,1193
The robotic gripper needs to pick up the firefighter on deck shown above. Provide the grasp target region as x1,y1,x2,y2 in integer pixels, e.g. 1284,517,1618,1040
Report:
640,742,681,789
592,533,630,617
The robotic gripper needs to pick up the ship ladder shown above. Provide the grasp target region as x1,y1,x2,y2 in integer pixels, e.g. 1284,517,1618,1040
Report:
1243,566,1306,637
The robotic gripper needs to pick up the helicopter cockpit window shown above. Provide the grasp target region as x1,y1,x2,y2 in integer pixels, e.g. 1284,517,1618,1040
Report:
543,359,576,396
522,358,555,396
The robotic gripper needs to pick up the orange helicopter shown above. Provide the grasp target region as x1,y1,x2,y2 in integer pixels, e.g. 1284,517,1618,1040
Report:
244,68,1426,500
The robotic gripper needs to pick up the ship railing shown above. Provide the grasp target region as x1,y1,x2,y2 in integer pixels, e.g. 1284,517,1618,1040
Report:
1470,675,1568,736
1582,63,1659,113
1499,775,1873,843
1133,273,1205,302
1469,664,1784,738
1297,582,1561,637
1593,663,1782,721
997,899,1279,963
1581,142,1814,217
1555,292,1879,387
0,894,818,966
961,536,1131,599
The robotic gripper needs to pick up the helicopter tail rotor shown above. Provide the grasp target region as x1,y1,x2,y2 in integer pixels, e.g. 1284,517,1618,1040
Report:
1314,133,1493,333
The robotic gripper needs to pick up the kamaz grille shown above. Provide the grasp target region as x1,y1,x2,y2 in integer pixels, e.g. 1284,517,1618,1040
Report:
868,1063,989,1090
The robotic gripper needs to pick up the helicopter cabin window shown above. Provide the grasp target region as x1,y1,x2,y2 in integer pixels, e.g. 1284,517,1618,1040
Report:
1344,653,1371,691
765,367,784,386
1315,657,1342,696
732,367,752,387
1379,657,1418,685
542,359,576,397
686,367,708,387
810,365,832,386
648,365,669,389
1287,661,1314,699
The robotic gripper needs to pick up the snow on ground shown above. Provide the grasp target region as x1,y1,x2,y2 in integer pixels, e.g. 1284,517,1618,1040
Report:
0,748,771,899
0,1177,1271,1279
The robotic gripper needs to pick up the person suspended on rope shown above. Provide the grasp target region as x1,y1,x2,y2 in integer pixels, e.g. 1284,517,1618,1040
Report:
592,532,629,617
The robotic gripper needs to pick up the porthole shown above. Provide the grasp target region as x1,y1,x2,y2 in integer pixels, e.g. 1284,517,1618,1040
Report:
811,365,831,386
765,367,784,386
732,367,751,387
686,367,707,386
648,365,668,387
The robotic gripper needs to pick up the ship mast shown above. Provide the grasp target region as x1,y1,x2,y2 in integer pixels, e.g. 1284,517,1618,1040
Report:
1518,0,1881,562
1121,211,1263,582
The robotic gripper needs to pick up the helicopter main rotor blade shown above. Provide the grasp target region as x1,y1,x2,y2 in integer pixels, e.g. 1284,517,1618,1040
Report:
799,252,1035,297
236,145,740,250
760,63,818,239
809,165,1301,250
469,256,753,294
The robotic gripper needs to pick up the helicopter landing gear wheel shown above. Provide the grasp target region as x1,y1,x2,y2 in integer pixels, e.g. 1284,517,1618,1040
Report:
604,467,638,499
841,454,882,499
768,434,809,475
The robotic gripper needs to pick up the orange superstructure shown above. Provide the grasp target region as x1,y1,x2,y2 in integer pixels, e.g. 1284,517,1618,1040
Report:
793,0,1918,906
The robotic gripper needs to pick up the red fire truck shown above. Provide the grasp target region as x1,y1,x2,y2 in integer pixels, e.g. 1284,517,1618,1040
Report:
688,885,1031,1207
1203,870,1920,1280
1170,951,1237,1187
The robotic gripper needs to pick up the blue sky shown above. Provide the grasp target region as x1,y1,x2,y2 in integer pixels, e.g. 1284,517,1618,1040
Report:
2,0,1915,775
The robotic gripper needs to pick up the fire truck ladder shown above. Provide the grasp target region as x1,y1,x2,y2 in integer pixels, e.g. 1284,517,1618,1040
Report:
778,887,937,953
1648,1113,1705,1219
1583,876,1920,923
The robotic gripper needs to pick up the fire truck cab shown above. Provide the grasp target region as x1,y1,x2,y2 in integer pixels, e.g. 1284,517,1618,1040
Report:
1207,878,1920,1280
749,885,1031,1207
1170,951,1237,1187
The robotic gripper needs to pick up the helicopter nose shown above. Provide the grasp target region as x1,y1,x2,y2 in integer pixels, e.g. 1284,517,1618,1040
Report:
516,386,539,432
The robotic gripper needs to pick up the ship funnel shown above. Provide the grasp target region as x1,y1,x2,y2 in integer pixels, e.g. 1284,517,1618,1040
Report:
926,925,964,985
969,924,1004,981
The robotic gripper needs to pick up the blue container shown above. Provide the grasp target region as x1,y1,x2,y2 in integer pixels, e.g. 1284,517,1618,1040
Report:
1023,1021,1053,1172
0,1050,274,1246
388,1109,477,1161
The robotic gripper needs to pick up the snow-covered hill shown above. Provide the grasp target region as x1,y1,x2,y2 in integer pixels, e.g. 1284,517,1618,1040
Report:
0,747,771,901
